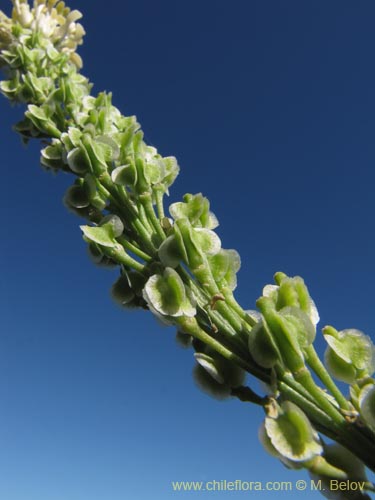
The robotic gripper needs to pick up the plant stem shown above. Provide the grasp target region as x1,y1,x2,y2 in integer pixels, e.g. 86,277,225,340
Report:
305,345,351,411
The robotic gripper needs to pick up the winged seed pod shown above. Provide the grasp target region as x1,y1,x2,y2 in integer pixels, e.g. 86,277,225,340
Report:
261,401,323,463
323,327,375,384
1,2,375,496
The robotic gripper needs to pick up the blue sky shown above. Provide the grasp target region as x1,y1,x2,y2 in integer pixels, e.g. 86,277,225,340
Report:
1,0,375,498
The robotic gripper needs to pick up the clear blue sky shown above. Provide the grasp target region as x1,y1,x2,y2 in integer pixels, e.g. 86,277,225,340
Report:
1,0,375,498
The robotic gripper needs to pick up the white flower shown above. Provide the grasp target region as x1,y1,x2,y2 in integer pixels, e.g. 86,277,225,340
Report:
11,0,85,68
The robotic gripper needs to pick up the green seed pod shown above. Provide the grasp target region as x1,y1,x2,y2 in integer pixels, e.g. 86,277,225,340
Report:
264,401,322,463
325,347,357,384
111,274,135,306
257,297,305,372
143,267,196,318
169,193,218,229
248,320,281,368
63,185,90,209
111,163,137,187
359,383,375,432
193,363,231,400
208,248,241,291
67,146,91,174
324,327,375,383
194,349,245,388
158,235,182,268
195,353,225,384
100,215,124,238
279,306,316,348
175,330,193,349
258,421,303,470
263,273,320,327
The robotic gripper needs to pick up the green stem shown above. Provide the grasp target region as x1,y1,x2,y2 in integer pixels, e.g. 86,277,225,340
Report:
154,188,165,219
99,178,157,255
139,192,166,244
231,386,266,406
138,203,154,234
117,236,152,262
276,366,320,406
305,345,351,411
101,244,145,273
278,380,338,433
177,316,270,383
293,366,346,425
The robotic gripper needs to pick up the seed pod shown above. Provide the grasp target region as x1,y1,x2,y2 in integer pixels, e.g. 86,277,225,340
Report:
264,401,322,463
324,327,375,383
248,320,281,368
100,214,124,238
143,267,196,318
64,185,90,209
111,274,135,307
193,364,231,400
359,383,375,432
